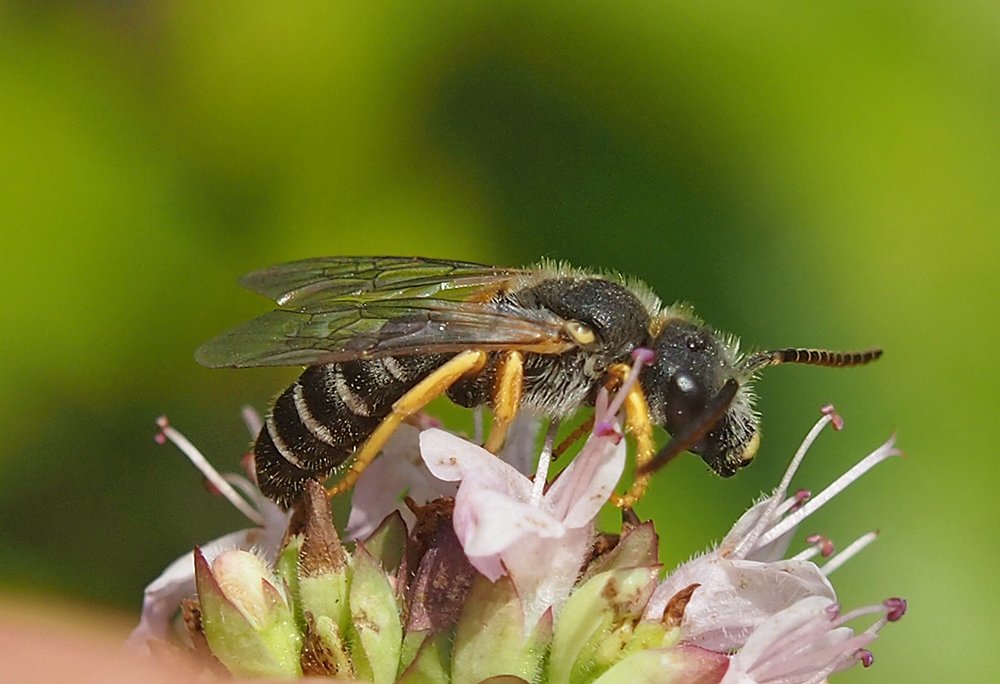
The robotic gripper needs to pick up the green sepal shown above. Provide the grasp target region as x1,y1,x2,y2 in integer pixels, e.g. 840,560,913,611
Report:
299,565,350,633
452,574,552,684
548,566,659,684
276,534,304,628
581,522,659,582
398,629,431,675
301,612,354,677
194,547,302,678
348,547,404,684
358,509,408,576
623,620,675,654
297,479,352,637
589,645,729,684
396,630,451,684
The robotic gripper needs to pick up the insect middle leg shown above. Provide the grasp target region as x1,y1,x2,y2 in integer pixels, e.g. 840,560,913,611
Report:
484,350,525,453
326,350,488,498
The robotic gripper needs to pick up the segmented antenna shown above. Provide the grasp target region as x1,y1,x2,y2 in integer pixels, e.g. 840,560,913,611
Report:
742,348,883,376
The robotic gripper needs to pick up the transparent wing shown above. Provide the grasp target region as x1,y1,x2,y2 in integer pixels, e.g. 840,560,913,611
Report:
196,257,573,368
238,256,525,309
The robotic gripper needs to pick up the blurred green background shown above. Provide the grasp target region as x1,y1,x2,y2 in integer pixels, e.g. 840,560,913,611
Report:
1,2,996,681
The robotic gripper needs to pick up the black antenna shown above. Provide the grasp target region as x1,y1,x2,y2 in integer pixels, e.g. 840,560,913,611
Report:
637,378,740,476
742,347,883,376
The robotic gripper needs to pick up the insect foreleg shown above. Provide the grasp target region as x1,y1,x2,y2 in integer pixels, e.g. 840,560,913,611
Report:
552,415,596,461
484,350,525,453
326,350,488,498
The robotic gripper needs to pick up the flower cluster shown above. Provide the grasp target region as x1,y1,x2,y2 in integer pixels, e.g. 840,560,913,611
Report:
131,357,906,682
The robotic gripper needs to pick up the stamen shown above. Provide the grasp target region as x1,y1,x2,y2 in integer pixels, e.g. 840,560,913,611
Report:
773,489,812,519
884,597,907,622
241,405,263,437
730,409,837,559
603,347,654,420
780,631,876,682
240,451,256,481
751,606,842,679
820,404,844,431
859,650,875,667
155,416,265,526
593,386,622,442
756,435,899,549
224,473,268,510
550,390,622,521
790,489,812,511
632,346,657,365
594,420,620,439
473,406,484,445
792,534,834,561
832,601,896,628
822,530,878,575
531,421,560,508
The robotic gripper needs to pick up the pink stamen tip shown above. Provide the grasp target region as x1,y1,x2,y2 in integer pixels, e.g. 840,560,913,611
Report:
632,347,656,365
793,488,811,505
884,597,907,622
241,452,256,479
859,649,875,667
154,432,167,445
825,602,841,619
595,420,618,437
156,415,170,429
820,404,844,430
806,534,835,557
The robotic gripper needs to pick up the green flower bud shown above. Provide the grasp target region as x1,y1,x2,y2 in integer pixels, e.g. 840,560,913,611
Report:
194,547,302,678
348,548,404,684
548,566,659,684
452,575,552,684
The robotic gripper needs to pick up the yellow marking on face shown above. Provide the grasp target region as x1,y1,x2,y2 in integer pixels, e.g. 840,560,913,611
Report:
740,431,761,464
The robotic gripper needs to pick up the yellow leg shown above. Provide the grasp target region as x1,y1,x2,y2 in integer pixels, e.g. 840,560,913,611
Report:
605,363,655,508
326,350,487,497
484,350,524,453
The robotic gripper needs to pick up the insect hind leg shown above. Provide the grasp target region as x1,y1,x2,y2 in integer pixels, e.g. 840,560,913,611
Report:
326,350,488,498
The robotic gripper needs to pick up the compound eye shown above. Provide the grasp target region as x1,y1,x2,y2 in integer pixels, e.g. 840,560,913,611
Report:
565,321,597,347
666,371,709,426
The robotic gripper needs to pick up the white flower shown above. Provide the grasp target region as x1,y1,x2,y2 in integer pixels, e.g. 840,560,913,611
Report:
645,406,901,654
418,352,653,630
720,595,907,684
345,413,539,541
420,416,624,630
127,411,289,652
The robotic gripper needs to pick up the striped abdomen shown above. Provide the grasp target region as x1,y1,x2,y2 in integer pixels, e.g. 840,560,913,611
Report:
255,353,450,507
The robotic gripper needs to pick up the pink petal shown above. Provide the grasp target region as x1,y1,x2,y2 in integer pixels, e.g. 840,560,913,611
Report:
454,483,565,557
502,524,594,629
648,556,835,652
725,596,839,678
545,432,626,528
420,429,532,500
346,425,456,540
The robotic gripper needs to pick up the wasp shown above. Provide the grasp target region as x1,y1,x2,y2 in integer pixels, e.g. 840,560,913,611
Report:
196,257,882,508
